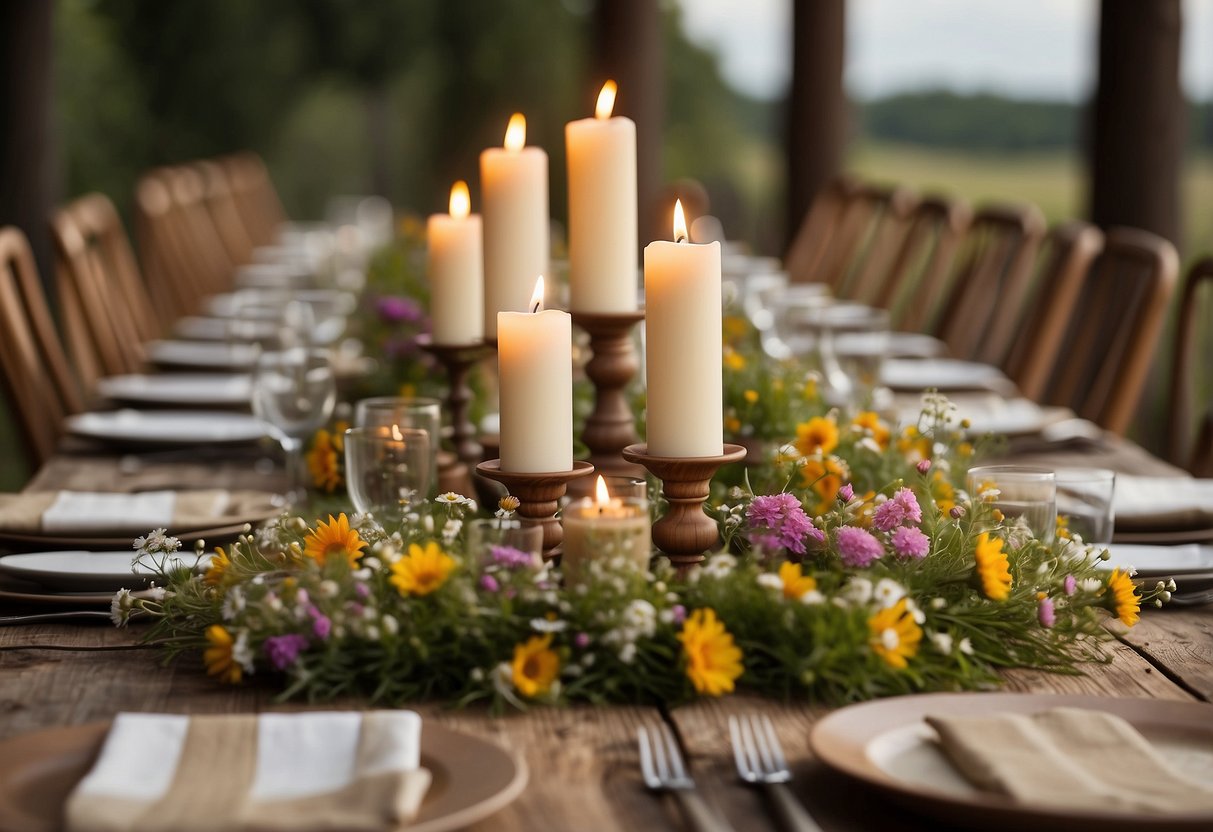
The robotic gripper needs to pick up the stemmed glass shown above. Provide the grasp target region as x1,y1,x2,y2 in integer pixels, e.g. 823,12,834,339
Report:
344,426,432,529
251,348,337,506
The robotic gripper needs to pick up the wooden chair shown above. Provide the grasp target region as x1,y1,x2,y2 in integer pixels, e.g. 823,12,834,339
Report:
784,174,860,286
880,195,971,325
835,185,921,304
221,151,286,247
1041,227,1179,435
193,159,255,267
1003,221,1105,400
0,227,83,467
926,203,1047,362
1168,257,1213,472
134,172,198,321
808,183,919,295
161,165,236,298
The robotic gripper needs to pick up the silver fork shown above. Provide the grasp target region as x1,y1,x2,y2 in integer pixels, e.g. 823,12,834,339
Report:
637,724,736,832
729,714,823,832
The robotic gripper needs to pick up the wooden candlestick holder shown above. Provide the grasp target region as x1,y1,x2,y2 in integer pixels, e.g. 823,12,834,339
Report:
571,311,646,486
416,334,493,467
475,460,595,559
621,443,747,569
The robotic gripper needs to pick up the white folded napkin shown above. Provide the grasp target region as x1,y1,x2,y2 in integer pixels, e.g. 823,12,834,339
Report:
66,711,430,832
1113,476,1213,530
927,707,1213,814
0,490,233,535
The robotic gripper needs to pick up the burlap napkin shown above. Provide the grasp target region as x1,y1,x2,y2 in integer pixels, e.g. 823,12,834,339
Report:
65,711,431,832
1114,476,1213,531
0,490,268,534
926,707,1213,814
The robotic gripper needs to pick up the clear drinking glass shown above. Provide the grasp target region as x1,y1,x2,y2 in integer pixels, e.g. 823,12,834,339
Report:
817,305,890,408
1055,468,1116,545
344,426,432,529
467,518,544,567
354,397,442,497
770,288,834,360
966,465,1058,543
251,348,337,505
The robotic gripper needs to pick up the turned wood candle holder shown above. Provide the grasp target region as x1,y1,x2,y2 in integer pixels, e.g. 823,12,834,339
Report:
621,443,747,569
416,334,493,467
475,460,595,559
571,311,646,486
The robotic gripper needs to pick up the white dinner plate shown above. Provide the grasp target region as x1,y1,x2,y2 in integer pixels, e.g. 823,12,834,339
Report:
810,692,1213,832
65,410,267,448
881,358,1010,392
886,332,947,359
1099,543,1213,577
206,289,351,318
0,550,212,592
173,316,281,342
147,340,260,370
96,374,252,408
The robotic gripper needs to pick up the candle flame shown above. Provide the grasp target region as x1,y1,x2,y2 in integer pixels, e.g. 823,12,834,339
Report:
529,275,545,313
595,80,617,120
391,424,403,441
504,113,526,151
673,199,689,243
595,475,611,506
449,180,470,218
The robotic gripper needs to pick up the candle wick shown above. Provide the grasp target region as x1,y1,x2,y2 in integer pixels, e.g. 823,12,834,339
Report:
530,300,541,313
675,233,688,244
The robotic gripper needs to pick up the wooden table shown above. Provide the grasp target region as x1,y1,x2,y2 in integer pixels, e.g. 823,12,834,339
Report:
2,436,1211,831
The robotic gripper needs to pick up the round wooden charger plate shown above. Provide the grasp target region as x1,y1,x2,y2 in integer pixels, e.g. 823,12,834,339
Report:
0,720,527,832
810,692,1213,832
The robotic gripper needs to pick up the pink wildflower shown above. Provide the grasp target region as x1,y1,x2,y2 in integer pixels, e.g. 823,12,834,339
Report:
835,526,885,568
1038,596,1056,628
890,526,930,559
1064,574,1076,596
872,487,923,531
747,493,824,555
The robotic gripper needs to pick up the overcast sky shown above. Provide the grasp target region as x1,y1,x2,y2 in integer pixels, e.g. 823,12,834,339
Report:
677,0,1213,102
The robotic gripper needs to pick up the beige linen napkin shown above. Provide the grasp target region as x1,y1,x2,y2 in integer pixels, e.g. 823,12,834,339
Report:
65,711,431,832
0,490,265,534
1114,476,1213,531
926,707,1213,814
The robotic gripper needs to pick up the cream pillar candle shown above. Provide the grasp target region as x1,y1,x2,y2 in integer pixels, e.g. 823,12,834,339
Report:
562,476,650,584
643,200,723,457
565,80,638,313
497,277,574,472
426,181,484,345
480,113,550,339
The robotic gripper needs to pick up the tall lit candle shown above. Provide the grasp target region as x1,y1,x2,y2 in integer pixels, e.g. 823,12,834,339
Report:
426,181,484,345
480,113,550,339
566,80,638,313
497,276,573,472
643,200,723,457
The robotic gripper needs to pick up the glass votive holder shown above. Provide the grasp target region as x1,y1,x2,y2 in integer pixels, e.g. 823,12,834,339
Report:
1055,468,1116,546
966,465,1057,543
343,426,432,529
561,491,651,585
467,518,543,568
354,396,442,496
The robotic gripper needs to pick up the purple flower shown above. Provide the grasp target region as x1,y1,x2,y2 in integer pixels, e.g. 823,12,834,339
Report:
671,604,687,624
746,493,824,556
295,589,310,607
1064,574,1076,596
264,634,309,671
479,574,500,593
839,483,855,503
375,296,425,325
490,545,534,570
312,614,332,640
574,632,591,649
872,487,923,531
1038,596,1056,628
835,526,885,568
354,582,370,599
890,526,930,559
916,459,932,474
950,506,965,519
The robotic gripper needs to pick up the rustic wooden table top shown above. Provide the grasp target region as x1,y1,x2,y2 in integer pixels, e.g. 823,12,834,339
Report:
2,435,1210,831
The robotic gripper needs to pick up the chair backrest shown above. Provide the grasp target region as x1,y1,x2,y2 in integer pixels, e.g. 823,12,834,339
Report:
162,165,236,297
1168,257,1213,469
784,174,860,286
1042,226,1179,435
929,203,1046,361
878,195,971,325
1003,221,1104,400
808,183,918,295
836,185,920,304
221,151,286,247
134,171,197,320
193,159,255,267
0,227,82,467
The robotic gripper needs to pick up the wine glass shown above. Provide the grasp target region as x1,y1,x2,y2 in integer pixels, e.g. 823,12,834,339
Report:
344,426,432,529
251,348,337,506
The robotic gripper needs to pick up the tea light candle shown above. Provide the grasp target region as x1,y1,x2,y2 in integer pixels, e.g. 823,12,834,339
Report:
426,181,484,345
481,113,550,339
562,475,650,582
643,200,723,457
565,80,638,313
497,276,574,472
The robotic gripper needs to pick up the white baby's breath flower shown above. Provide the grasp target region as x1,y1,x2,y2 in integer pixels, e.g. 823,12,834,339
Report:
381,615,399,636
904,598,926,624
873,579,906,609
958,637,974,655
702,553,737,580
1078,577,1103,593
929,631,954,654
757,573,784,593
799,589,824,605
841,577,874,606
470,667,485,682
619,642,637,664
857,437,883,455
530,617,568,633
110,588,134,627
622,599,658,638
232,631,255,674
221,587,246,620
930,597,946,610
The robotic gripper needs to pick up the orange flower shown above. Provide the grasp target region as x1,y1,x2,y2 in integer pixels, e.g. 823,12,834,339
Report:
974,533,1012,601
798,456,847,515
303,514,367,568
795,417,839,456
851,411,890,449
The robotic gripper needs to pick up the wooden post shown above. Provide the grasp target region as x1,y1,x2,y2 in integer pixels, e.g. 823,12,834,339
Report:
1089,0,1184,248
593,0,663,259
785,0,847,255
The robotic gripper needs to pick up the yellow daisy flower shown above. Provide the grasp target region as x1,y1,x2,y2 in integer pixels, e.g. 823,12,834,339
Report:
305,422,347,493
974,532,1012,601
511,634,560,698
868,599,923,669
204,546,231,587
930,471,956,514
851,411,890,449
724,416,742,435
304,514,367,568
797,456,847,515
803,377,818,400
678,608,744,696
390,541,457,597
743,389,759,405
723,348,746,371
795,417,839,456
1105,568,1141,627
778,561,817,601
898,426,931,462
204,625,241,684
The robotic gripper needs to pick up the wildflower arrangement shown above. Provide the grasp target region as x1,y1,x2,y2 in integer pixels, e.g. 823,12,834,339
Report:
114,395,1169,710
304,419,349,495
